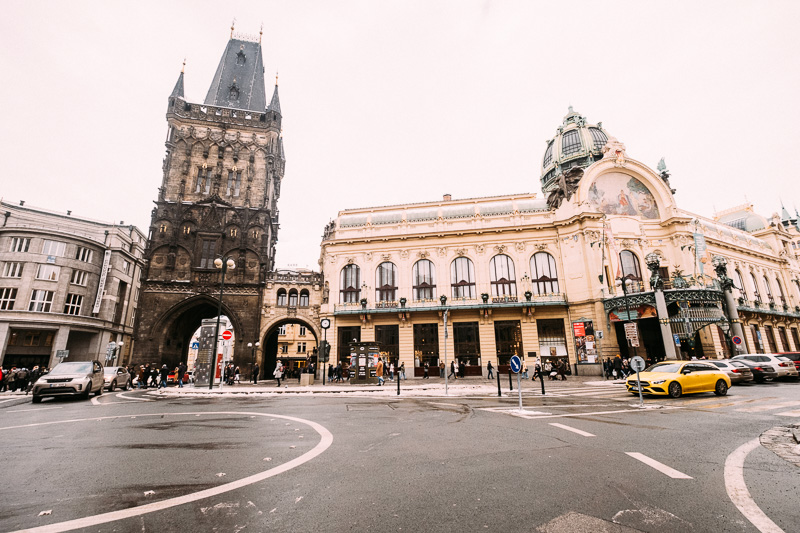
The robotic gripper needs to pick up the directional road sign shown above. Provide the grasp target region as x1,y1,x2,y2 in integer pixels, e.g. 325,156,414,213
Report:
630,356,646,372
509,355,522,373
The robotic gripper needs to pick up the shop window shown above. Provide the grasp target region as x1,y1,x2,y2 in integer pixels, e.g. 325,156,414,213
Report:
537,318,568,360
337,326,360,364
413,323,439,369
375,325,400,364
490,255,517,297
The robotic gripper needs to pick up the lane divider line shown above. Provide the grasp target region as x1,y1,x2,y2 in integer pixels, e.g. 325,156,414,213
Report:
775,409,800,417
549,422,595,437
8,407,62,413
625,452,692,479
4,411,333,533
724,438,785,533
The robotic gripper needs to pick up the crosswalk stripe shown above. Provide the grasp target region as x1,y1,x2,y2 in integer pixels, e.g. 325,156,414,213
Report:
775,409,800,417
735,400,800,413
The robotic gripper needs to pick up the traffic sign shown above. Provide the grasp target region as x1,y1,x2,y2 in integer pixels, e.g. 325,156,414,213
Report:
673,334,681,346
222,330,233,340
56,350,69,359
191,341,200,349
624,322,638,339
630,356,646,372
732,336,742,345
509,355,522,373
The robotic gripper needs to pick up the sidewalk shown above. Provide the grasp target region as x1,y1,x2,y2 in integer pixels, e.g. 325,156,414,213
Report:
154,374,627,398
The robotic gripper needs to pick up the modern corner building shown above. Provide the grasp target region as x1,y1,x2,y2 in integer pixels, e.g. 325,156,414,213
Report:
133,30,285,368
0,201,145,368
318,109,800,376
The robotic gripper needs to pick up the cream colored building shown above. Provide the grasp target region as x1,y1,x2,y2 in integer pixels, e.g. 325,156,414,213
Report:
317,109,800,377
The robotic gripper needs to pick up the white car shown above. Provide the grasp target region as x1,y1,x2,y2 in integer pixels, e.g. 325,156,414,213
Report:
733,354,799,379
103,366,132,391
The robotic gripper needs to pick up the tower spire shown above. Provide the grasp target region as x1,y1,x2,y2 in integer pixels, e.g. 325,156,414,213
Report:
170,62,185,99
268,75,281,115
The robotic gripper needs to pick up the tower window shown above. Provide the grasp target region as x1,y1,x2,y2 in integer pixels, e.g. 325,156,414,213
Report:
199,239,217,269
226,171,242,197
229,86,239,101
236,50,246,65
561,130,582,156
196,168,211,194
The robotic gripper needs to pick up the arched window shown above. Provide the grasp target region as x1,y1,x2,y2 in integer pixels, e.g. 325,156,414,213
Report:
776,279,787,306
763,276,773,303
340,264,361,303
412,259,436,300
375,262,397,302
543,141,554,167
735,270,747,299
619,250,642,292
276,288,287,306
589,127,608,151
561,129,582,156
750,273,762,302
299,289,309,307
450,257,476,299
288,289,298,307
530,252,559,294
490,255,517,297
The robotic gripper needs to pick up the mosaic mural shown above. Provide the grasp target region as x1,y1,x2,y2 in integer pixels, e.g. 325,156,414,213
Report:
587,172,660,219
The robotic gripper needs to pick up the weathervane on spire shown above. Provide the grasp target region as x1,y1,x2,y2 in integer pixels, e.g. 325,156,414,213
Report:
181,58,186,73
230,18,236,38
259,23,263,44
275,71,279,86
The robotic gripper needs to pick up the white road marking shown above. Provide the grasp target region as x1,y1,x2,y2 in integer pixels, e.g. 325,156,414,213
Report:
775,409,800,417
0,398,22,404
548,423,595,437
8,407,62,413
625,452,692,479
3,411,333,533
519,407,681,419
735,401,800,413
429,402,461,407
725,438,785,533
115,391,155,402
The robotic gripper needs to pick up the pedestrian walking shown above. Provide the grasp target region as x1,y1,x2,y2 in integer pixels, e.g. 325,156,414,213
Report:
423,362,430,379
487,360,494,379
612,354,623,380
557,359,567,381
253,363,259,384
389,362,395,381
159,364,169,388
273,361,284,386
178,361,187,387
376,358,385,386
458,360,465,378
234,366,241,384
448,360,457,379
533,360,541,381
439,361,445,378
522,364,529,379
399,362,406,380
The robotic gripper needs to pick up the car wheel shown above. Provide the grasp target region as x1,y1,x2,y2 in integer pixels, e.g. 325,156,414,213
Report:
125,379,132,390
32,395,42,404
668,382,682,398
754,376,764,383
83,383,92,399
714,380,728,396
109,380,116,392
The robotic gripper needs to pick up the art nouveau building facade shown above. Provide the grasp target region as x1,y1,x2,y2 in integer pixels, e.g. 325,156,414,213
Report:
317,109,800,376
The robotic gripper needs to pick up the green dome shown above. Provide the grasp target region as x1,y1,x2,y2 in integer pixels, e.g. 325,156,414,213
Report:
541,108,610,193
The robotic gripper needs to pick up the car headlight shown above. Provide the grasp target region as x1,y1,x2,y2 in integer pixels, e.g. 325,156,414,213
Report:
651,379,667,384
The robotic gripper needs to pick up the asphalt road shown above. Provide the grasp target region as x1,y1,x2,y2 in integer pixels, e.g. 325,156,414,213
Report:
1,378,798,533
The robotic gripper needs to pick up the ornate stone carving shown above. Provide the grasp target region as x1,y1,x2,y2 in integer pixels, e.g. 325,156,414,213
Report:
455,248,467,256
602,137,627,167
534,243,548,251
400,250,409,259
546,166,584,210
418,251,430,259
515,242,525,252
495,244,506,254
364,252,373,262
437,247,447,257
475,244,486,255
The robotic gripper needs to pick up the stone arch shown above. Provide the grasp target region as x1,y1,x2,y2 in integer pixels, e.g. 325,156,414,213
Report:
258,316,321,380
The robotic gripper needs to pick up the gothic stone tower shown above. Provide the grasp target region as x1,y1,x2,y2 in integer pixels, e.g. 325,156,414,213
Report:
134,33,285,367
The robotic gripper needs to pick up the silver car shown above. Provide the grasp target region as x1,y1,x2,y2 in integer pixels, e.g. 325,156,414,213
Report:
32,361,104,403
707,359,754,384
733,354,799,379
103,366,131,391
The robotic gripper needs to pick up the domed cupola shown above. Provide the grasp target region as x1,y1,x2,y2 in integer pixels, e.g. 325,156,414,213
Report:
540,107,610,193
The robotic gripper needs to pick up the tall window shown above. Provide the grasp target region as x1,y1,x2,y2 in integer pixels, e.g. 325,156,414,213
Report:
299,289,309,307
276,288,287,306
776,279,787,306
277,325,287,335
75,247,93,263
561,129,582,156
489,255,517,297
375,262,397,301
619,250,642,291
375,325,400,364
412,259,436,300
735,270,747,299
530,252,559,294
750,273,762,302
453,322,481,366
763,276,774,303
71,269,88,286
63,294,83,315
288,289,298,306
9,237,30,252
494,320,523,365
413,323,439,368
450,257,476,299
41,240,66,257
0,288,17,310
28,289,54,312
35,264,60,281
2,262,23,278
199,239,217,269
196,167,212,194
226,171,242,197
340,264,361,303
299,326,307,336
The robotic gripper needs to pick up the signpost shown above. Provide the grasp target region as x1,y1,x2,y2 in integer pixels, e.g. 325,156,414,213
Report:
624,322,640,348
630,355,646,408
320,318,331,385
732,335,742,346
509,355,522,412
222,330,233,341
673,334,681,347
56,350,69,360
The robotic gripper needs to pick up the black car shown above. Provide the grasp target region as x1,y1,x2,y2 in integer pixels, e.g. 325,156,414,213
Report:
732,358,778,383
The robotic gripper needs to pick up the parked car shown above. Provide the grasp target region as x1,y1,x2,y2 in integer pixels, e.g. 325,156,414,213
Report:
776,352,800,372
729,358,778,383
32,361,104,403
625,360,731,398
706,360,754,384
103,366,131,391
732,354,799,379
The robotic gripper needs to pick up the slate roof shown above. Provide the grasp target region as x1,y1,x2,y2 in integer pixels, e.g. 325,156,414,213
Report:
268,84,282,115
170,71,184,99
204,38,266,112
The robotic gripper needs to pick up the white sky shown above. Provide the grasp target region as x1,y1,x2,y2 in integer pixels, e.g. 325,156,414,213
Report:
1,1,799,269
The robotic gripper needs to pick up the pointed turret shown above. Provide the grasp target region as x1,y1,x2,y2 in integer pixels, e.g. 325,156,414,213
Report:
268,81,282,115
170,69,185,99
278,135,285,160
204,36,266,112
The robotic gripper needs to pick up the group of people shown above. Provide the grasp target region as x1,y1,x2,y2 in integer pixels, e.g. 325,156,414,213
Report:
222,363,241,386
0,365,50,394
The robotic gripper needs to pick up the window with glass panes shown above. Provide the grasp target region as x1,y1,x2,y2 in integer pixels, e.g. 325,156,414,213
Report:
494,320,523,365
453,322,481,365
299,290,309,307
412,259,436,300
489,255,517,297
226,170,242,196
41,240,66,256
791,328,800,351
413,323,439,368
750,324,764,353
375,325,399,364
277,325,286,335
530,252,559,294
765,325,777,352
750,273,762,302
196,167,212,194
63,294,83,315
763,277,774,303
589,128,608,150
337,326,360,363
28,289,54,312
450,257,476,299
71,269,88,286
375,262,397,301
9,237,30,252
276,289,287,306
35,264,60,281
561,129,582,156
778,327,789,352
0,288,17,310
537,318,568,359
340,264,361,303
735,270,747,299
2,262,23,278
288,289,298,306
75,247,93,263
620,250,643,291
299,326,307,336
199,239,217,269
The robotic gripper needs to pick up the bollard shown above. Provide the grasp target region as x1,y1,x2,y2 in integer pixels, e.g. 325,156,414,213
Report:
496,370,501,397
540,369,546,395
397,372,400,396
508,370,513,391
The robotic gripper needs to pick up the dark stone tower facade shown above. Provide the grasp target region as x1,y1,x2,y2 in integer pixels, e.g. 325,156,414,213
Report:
134,34,284,367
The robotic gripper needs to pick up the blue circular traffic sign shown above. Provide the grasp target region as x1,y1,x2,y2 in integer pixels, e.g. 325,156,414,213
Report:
732,336,742,345
509,355,522,373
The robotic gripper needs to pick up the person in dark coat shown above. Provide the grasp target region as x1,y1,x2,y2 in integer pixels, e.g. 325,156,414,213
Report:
159,364,169,388
612,355,624,380
178,362,187,387
252,363,259,384
458,360,466,378
487,360,494,379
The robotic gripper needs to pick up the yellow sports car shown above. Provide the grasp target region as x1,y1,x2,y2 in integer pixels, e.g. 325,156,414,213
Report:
625,360,731,398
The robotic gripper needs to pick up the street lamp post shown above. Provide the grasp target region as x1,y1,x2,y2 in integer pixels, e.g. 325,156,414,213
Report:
615,277,639,362
115,341,124,365
209,256,236,390
248,341,260,381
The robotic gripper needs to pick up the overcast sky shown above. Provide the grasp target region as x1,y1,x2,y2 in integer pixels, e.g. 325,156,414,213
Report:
1,1,798,269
